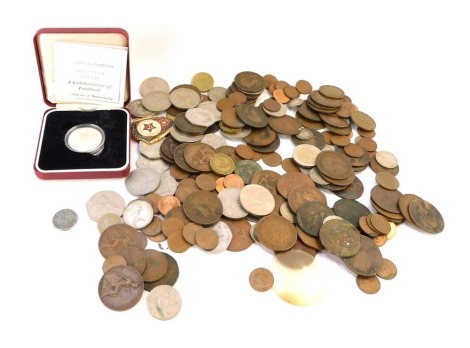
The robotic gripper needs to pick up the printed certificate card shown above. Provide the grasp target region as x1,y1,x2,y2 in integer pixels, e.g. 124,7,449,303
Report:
53,42,128,107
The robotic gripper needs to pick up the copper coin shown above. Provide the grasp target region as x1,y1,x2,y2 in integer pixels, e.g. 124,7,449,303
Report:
183,190,223,225
98,265,144,311
249,267,275,292
161,216,185,237
276,172,316,199
370,185,403,215
236,104,268,128
174,178,199,203
334,176,365,200
408,196,445,234
398,193,420,223
144,253,179,291
234,159,263,185
262,151,283,167
319,85,345,99
295,80,313,94
234,71,265,94
296,200,335,237
224,173,245,188
375,171,400,190
287,184,327,213
167,229,192,253
281,157,300,172
319,219,361,257
255,215,297,251
141,249,169,283
268,115,302,135
369,213,392,235
221,107,245,128
342,235,384,276
333,198,371,228
157,195,181,216
183,142,216,172
102,254,127,273
222,217,254,252
236,144,256,159
98,224,143,258
248,134,281,154
250,169,280,196
195,228,219,251
116,246,147,274
263,98,282,112
369,153,399,175
315,150,354,180
350,110,376,131
377,258,398,280
356,275,381,294
243,126,277,147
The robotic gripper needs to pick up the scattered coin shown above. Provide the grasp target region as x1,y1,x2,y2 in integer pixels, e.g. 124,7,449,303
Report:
249,267,275,292
52,208,78,231
356,275,381,294
146,285,182,320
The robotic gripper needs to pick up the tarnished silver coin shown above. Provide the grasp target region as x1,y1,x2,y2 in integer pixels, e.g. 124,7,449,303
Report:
122,199,154,229
124,167,161,196
154,173,178,197
52,209,78,231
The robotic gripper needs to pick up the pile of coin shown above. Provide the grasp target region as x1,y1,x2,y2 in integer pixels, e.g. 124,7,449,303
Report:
88,70,445,317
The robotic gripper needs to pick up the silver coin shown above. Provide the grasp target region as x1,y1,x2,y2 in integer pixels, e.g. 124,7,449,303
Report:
204,221,233,254
86,190,126,222
122,199,154,229
138,139,163,159
185,107,216,127
126,99,158,118
140,76,170,95
64,123,105,156
198,101,221,122
154,173,178,196
207,86,227,102
124,167,161,196
217,187,248,219
52,209,78,231
169,125,203,143
200,133,227,150
135,155,170,173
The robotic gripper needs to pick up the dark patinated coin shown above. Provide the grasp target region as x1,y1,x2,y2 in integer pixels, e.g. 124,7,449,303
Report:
255,215,297,251
296,200,335,237
98,265,144,311
98,224,144,258
408,196,445,234
333,176,365,200
236,104,269,128
333,198,371,228
234,159,263,185
243,126,277,147
370,185,403,215
315,150,354,181
233,71,265,94
251,169,281,196
319,219,361,257
276,172,316,199
342,235,384,276
183,142,216,172
144,252,179,291
183,190,223,225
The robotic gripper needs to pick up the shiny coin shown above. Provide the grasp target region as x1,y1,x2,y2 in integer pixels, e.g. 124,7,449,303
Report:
146,285,182,320
98,265,144,311
342,235,384,276
408,196,445,233
183,190,223,225
239,184,275,216
319,219,361,257
249,267,274,292
52,208,78,231
255,215,297,251
122,199,154,229
64,123,105,156
356,275,381,294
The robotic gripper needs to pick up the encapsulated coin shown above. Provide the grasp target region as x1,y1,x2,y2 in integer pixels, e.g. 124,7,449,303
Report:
342,235,384,276
98,265,144,311
319,219,361,257
52,208,78,231
249,267,274,292
408,196,445,234
146,285,182,320
183,190,223,225
255,215,297,251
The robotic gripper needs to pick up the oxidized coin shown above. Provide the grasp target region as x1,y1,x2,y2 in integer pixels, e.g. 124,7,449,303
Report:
236,104,269,128
210,153,235,175
287,185,327,213
251,169,280,196
319,219,361,257
370,185,403,215
234,71,265,94
249,267,275,292
296,201,335,237
255,215,297,251
342,235,384,276
315,150,354,180
333,198,371,228
276,172,316,199
183,190,223,225
146,285,182,320
222,217,254,252
144,253,179,291
98,265,144,311
356,275,381,294
52,208,78,231
116,246,147,274
334,176,365,200
408,196,445,234
234,159,263,185
239,184,275,216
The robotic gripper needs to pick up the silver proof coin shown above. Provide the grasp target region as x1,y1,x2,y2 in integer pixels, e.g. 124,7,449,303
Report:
64,123,105,156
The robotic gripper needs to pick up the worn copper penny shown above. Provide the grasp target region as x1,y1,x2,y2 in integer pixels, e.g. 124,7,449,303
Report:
221,217,254,252
342,235,384,276
319,219,361,257
397,193,420,224
375,171,400,190
262,151,283,167
377,258,398,280
370,185,403,215
255,215,297,251
287,184,327,213
183,190,223,225
269,115,302,135
141,249,169,283
236,104,269,128
333,198,371,228
195,228,219,251
116,246,147,274
249,267,275,292
296,201,335,237
98,224,143,258
144,253,179,291
315,150,354,181
334,176,365,200
183,142,216,172
356,275,381,294
276,172,316,199
350,110,376,131
157,195,181,216
408,196,445,234
102,254,127,273
98,265,144,311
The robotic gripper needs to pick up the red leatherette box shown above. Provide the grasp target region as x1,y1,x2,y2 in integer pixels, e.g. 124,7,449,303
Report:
33,28,131,179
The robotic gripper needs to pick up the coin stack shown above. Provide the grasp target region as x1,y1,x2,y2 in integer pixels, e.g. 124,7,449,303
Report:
89,70,445,315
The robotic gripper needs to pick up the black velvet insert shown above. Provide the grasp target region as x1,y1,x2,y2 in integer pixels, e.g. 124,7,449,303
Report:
37,109,129,171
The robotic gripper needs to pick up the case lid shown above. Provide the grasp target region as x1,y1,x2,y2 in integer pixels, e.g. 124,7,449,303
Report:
34,28,131,109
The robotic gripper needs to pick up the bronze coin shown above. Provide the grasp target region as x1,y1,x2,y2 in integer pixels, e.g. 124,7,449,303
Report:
268,115,302,135
248,135,281,154
370,185,402,215
281,157,300,172
243,126,277,147
234,159,263,185
144,253,179,291
174,178,199,203
333,198,371,228
174,111,207,135
116,246,147,274
397,193,420,224
276,172,316,199
377,258,398,280
295,80,313,95
221,107,245,128
98,265,144,311
408,196,445,234
333,176,365,200
216,145,242,164
318,85,345,99
249,267,275,292
183,190,223,225
297,101,322,121
319,219,361,257
375,171,400,190
167,229,191,253
369,213,392,235
296,200,335,237
350,110,376,131
262,151,283,167
222,217,254,252
195,173,218,191
287,184,327,213
236,104,269,128
98,224,143,258
255,215,297,251
183,142,216,172
236,144,256,159
195,228,220,251
157,195,181,216
310,90,344,108
250,169,280,196
262,98,282,112
160,135,181,162
342,235,384,276
233,71,265,94
173,143,200,173
315,150,354,180
356,275,381,294
141,249,169,282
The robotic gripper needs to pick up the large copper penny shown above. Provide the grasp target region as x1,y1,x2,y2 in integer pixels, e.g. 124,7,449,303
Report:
255,215,297,251
315,150,354,180
144,253,179,291
243,126,277,147
249,267,275,292
183,190,223,225
276,172,316,199
183,142,216,172
222,217,254,252
141,249,169,282
236,104,268,128
342,235,384,276
296,201,335,237
98,224,143,258
333,198,371,228
287,184,327,213
98,265,144,311
408,196,445,234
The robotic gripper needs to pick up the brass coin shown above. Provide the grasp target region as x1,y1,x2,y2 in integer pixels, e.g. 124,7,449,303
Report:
141,249,169,283
356,275,381,294
183,190,223,225
255,215,297,251
98,265,144,311
296,200,335,237
144,253,179,291
319,219,361,257
236,104,269,128
408,196,445,234
183,142,216,172
209,153,235,175
191,72,214,92
249,267,274,292
98,224,143,258
377,258,398,280
333,198,371,228
342,235,384,276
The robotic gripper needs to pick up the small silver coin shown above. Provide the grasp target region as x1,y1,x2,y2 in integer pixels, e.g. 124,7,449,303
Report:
52,209,78,231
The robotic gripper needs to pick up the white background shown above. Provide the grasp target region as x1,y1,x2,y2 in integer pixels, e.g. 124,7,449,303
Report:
1,1,467,347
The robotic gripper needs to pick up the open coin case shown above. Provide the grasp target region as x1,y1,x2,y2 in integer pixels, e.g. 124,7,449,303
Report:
33,28,131,179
